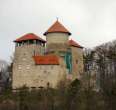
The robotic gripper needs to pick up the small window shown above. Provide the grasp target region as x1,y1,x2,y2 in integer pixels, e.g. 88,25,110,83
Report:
76,60,78,64
44,70,47,73
29,40,34,44
48,72,50,74
16,43,18,47
39,86,44,89
31,87,36,89
47,82,50,87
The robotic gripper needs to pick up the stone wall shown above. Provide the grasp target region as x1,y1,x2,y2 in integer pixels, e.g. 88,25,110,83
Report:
12,44,67,89
46,33,69,45
12,40,84,89
46,43,69,55
12,64,66,89
71,47,84,80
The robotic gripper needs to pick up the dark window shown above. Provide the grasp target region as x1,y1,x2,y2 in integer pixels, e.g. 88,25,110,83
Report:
31,87,36,89
44,70,47,73
47,82,50,88
76,60,78,64
29,40,34,44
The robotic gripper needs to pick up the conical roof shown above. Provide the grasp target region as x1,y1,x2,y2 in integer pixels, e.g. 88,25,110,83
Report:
14,33,46,42
44,20,71,35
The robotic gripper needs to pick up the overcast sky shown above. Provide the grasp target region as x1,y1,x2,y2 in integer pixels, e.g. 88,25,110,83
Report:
0,0,116,61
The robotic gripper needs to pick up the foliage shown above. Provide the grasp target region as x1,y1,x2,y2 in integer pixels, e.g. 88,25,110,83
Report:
0,79,115,110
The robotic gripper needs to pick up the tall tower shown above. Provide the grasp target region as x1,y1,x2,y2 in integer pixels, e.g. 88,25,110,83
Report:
68,40,84,79
12,33,46,89
44,20,84,79
44,20,73,73
44,20,71,54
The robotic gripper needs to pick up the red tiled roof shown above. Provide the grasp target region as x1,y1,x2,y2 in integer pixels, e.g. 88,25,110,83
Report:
14,33,46,42
33,55,59,65
44,20,71,35
68,40,83,48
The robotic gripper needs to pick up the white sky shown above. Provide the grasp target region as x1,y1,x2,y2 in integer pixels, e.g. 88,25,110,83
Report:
0,0,116,61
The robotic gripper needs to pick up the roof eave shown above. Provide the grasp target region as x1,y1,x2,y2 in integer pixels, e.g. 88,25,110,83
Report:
35,63,59,65
43,31,71,36
13,39,46,43
70,45,84,49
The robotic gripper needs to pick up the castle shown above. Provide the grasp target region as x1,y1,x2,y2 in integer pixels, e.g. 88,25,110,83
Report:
12,20,84,89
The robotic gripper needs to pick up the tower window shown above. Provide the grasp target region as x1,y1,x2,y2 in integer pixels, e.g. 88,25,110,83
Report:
76,60,78,64
47,82,50,88
19,43,21,46
44,70,47,73
16,43,18,47
29,40,34,44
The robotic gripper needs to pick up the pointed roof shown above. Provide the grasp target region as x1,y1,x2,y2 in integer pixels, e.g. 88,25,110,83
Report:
44,20,71,35
14,33,46,42
33,55,59,65
68,39,83,48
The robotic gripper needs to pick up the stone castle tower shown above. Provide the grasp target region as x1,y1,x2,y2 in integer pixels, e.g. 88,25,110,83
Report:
12,20,84,89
